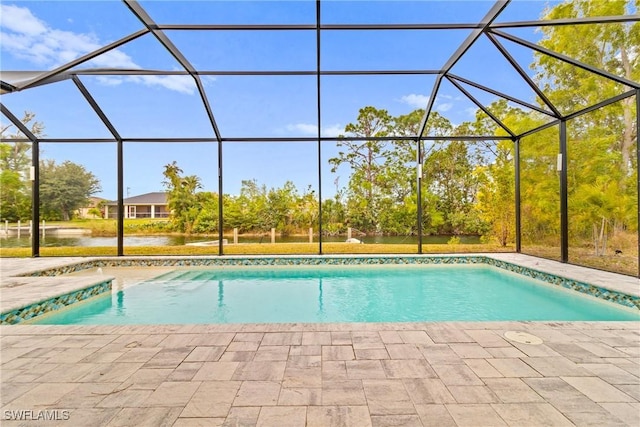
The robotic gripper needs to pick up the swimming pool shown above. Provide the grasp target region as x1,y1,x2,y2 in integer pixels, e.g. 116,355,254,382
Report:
33,265,639,324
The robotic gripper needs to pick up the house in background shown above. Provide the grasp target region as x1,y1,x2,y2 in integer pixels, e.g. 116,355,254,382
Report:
76,197,108,219
105,192,169,219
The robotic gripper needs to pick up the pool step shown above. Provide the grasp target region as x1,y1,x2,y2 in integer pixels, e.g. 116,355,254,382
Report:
149,270,214,282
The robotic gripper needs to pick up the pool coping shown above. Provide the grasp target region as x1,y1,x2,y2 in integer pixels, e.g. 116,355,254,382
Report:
1,254,638,325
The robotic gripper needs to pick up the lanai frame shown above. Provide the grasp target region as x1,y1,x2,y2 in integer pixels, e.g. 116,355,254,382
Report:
1,0,639,275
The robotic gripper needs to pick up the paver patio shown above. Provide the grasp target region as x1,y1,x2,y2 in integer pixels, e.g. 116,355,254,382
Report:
1,255,639,426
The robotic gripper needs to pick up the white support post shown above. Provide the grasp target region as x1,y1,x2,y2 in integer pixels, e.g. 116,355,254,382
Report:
271,228,276,244
309,227,313,243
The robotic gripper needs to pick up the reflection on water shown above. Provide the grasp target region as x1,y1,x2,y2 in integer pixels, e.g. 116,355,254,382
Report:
0,234,480,248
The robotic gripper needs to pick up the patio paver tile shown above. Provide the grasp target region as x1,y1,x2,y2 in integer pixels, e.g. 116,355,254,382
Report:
142,381,200,407
418,344,464,365
306,406,372,427
464,330,510,348
322,380,367,405
484,378,544,403
599,402,640,426
447,385,501,404
192,362,240,381
233,381,281,407
561,376,637,402
398,331,434,345
323,345,355,361
487,358,542,378
385,344,423,360
463,359,503,378
256,406,306,427
173,418,224,427
302,332,332,346
445,404,507,427
221,407,261,427
278,387,321,405
261,333,302,346
381,359,437,379
355,348,390,360
491,403,573,426
254,346,290,361
231,361,286,381
106,407,181,427
579,363,640,384
322,360,348,380
431,364,484,386
370,414,423,427
346,360,387,379
362,379,416,416
403,378,456,404
414,404,456,427
523,356,591,377
449,344,493,359
181,381,240,418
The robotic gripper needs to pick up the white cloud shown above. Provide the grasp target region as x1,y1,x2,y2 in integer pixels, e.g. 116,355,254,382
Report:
436,103,453,112
322,124,344,137
285,123,344,137
0,4,194,94
286,123,318,134
399,93,429,109
1,4,47,36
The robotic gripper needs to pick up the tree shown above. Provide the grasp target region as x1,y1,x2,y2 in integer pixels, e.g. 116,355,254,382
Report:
330,106,392,233
0,111,44,221
535,0,638,178
532,0,639,254
162,161,202,233
39,160,101,221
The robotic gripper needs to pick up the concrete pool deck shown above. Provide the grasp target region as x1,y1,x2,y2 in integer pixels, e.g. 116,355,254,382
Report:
0,254,639,426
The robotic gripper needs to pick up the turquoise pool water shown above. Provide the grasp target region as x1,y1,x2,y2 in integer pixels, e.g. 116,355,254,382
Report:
34,265,639,324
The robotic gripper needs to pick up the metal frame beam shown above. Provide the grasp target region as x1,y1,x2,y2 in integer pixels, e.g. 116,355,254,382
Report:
514,138,521,252
417,0,510,140
637,90,640,277
491,29,640,90
19,29,148,91
0,104,40,257
559,120,568,263
1,80,17,94
72,76,125,256
448,74,555,117
124,0,225,255
1,135,515,143
563,90,636,121
491,14,640,29
517,90,636,139
485,32,562,118
1,0,637,267
316,0,323,255
446,75,516,137
158,23,484,30
54,69,443,76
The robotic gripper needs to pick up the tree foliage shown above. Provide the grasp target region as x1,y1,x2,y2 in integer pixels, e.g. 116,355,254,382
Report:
39,160,101,221
0,112,43,221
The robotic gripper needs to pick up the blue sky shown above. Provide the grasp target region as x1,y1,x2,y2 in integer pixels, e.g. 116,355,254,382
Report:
0,0,557,200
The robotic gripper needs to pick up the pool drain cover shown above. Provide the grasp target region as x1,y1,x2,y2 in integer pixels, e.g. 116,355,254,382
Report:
504,331,543,345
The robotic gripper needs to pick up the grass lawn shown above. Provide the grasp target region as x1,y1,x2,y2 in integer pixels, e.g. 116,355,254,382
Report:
0,242,513,257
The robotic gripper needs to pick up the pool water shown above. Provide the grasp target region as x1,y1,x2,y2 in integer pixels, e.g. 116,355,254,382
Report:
34,265,639,324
